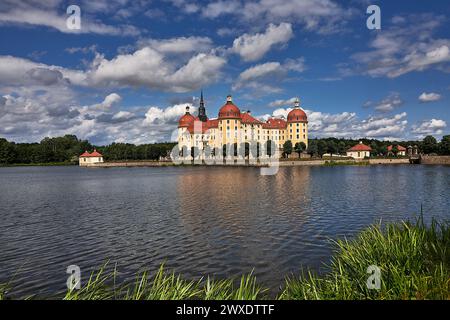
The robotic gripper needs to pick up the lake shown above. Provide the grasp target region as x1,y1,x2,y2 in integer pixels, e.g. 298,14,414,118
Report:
0,165,449,298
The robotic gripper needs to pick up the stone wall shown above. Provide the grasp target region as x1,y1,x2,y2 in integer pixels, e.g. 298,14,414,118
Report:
420,155,450,165
368,158,410,165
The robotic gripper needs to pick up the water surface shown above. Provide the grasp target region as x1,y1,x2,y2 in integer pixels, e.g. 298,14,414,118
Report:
0,165,449,298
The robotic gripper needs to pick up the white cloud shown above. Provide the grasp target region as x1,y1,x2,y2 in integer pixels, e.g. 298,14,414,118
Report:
232,23,293,61
90,47,226,92
90,93,122,110
364,93,403,113
268,97,298,108
261,107,408,139
233,58,305,92
351,14,450,78
412,119,447,137
0,0,140,36
418,92,441,103
199,0,352,34
139,36,213,54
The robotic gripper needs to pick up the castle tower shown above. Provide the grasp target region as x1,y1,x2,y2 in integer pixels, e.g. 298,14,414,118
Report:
198,90,208,122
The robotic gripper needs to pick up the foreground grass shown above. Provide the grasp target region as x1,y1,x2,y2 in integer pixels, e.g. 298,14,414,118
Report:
64,265,265,300
1,218,449,300
280,217,450,299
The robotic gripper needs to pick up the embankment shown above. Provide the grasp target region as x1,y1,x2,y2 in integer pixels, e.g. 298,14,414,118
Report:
420,155,450,165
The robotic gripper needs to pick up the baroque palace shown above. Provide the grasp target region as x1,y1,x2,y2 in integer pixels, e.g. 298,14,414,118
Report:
177,93,308,159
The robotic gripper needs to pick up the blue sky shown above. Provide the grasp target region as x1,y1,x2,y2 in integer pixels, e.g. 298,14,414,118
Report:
0,0,449,144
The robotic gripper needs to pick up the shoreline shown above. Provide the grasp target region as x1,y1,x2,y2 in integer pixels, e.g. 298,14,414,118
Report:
83,158,411,168
3,156,450,168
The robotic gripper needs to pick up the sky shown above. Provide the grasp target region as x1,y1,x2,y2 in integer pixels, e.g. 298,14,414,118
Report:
0,0,449,145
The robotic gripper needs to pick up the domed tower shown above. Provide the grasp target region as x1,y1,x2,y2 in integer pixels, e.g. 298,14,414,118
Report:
177,105,195,157
218,94,241,147
286,98,308,148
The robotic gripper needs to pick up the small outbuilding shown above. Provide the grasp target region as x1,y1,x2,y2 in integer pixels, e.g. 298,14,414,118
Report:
347,141,372,159
79,149,104,166
387,145,406,156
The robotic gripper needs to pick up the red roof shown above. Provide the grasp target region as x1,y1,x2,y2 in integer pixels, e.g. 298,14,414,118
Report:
263,118,287,129
240,112,262,124
287,108,308,123
387,145,406,151
218,101,241,119
80,149,103,157
178,112,195,127
348,143,372,152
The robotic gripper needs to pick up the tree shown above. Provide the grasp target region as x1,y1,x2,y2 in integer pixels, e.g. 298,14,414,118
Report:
439,135,450,155
338,141,347,155
283,140,293,158
317,140,327,158
307,140,318,157
391,145,399,156
327,141,338,157
422,135,438,154
294,142,306,158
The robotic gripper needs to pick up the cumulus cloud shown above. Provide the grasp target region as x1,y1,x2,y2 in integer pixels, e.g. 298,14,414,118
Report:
0,55,87,87
90,47,226,92
260,107,408,140
418,92,442,103
232,23,293,62
412,119,447,137
0,42,226,93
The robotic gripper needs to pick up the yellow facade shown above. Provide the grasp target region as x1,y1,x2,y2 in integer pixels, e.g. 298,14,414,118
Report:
177,95,308,159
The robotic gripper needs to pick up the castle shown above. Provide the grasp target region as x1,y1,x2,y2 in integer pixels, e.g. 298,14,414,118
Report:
176,93,308,160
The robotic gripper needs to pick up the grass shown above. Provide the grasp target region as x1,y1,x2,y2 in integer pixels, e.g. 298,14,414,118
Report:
63,264,266,300
1,218,449,300
280,217,450,299
322,160,370,166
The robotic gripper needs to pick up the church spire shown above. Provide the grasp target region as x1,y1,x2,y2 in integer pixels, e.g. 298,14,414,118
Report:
198,89,208,122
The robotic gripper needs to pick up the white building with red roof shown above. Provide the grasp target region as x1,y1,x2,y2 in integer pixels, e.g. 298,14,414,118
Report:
387,144,406,156
177,93,308,160
79,149,104,166
346,141,372,159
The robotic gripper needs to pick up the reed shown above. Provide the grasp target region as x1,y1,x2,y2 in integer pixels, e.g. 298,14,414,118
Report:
280,217,450,299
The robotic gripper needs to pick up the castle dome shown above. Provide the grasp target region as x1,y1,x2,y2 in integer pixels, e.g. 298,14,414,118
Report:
218,95,241,119
287,98,307,123
178,106,195,127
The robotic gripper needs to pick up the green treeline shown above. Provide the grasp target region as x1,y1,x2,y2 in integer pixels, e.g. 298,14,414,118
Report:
302,135,450,157
0,135,176,165
1,134,449,166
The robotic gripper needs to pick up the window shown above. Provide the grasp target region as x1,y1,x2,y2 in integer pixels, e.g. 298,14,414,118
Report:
297,134,299,139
